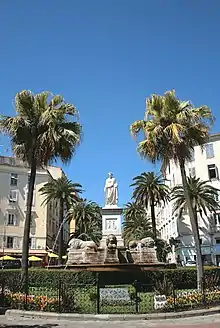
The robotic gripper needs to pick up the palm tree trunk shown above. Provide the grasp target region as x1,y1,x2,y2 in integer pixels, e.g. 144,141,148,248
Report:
21,158,37,295
179,158,204,291
150,199,157,240
194,208,203,265
58,198,64,265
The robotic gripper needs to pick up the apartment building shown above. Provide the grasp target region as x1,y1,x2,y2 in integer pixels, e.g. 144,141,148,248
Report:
0,156,69,260
157,133,220,265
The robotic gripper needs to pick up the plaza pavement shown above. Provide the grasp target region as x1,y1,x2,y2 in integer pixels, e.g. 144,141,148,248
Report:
1,314,220,327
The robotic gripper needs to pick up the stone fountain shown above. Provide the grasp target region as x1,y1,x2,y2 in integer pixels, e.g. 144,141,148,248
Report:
66,172,161,268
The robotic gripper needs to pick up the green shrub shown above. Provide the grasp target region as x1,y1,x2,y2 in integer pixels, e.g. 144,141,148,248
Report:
0,269,95,293
0,267,219,293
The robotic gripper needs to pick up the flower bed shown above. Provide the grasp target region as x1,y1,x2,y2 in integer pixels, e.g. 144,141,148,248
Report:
5,292,59,312
166,290,220,311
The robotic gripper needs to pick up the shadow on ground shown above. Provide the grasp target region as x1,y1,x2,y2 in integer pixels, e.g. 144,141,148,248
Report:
0,325,58,328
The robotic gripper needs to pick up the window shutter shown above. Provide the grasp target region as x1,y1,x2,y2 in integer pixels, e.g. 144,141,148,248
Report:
13,237,18,249
32,190,36,207
14,215,18,226
0,236,3,248
31,238,36,249
5,213,9,225
205,143,214,159
25,188,28,206
3,235,6,248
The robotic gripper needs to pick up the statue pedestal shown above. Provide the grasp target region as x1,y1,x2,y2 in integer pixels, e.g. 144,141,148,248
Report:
104,248,119,263
100,206,124,247
129,248,159,264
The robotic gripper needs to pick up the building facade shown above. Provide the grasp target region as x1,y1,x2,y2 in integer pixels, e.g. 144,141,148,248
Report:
157,133,220,265
0,156,69,260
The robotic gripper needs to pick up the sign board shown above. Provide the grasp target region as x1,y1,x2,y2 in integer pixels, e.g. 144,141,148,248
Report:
100,287,130,305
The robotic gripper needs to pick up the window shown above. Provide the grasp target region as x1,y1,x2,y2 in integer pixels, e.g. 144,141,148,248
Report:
189,167,196,177
6,236,13,248
9,190,18,203
199,238,202,245
215,191,220,202
208,164,218,179
10,173,18,186
214,213,220,225
205,143,214,159
216,239,220,244
7,213,16,226
31,238,36,249
13,237,19,249
29,238,36,249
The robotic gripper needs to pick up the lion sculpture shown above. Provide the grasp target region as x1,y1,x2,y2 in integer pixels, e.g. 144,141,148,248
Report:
128,237,155,250
68,238,98,252
106,234,117,250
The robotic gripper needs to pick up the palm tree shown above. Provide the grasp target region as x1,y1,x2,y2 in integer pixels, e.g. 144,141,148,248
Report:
130,172,170,240
123,201,153,243
72,199,102,244
172,176,220,264
0,90,82,292
130,90,214,290
39,174,82,264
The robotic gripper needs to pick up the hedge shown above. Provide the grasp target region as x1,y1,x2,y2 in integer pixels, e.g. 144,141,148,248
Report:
0,267,219,292
99,266,220,289
0,269,96,292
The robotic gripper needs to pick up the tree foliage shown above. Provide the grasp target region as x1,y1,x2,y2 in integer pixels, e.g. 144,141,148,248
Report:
40,174,82,208
172,176,220,218
39,173,83,263
123,202,152,242
72,199,102,244
130,172,170,239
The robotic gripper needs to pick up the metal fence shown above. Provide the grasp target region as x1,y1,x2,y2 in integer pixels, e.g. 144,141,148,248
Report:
1,277,220,314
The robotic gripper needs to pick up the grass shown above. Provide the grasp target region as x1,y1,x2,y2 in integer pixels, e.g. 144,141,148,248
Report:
28,285,155,314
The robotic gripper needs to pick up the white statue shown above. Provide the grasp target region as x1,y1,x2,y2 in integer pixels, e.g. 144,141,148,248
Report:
104,172,118,206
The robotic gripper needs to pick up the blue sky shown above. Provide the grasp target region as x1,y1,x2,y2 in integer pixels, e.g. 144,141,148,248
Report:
0,0,220,207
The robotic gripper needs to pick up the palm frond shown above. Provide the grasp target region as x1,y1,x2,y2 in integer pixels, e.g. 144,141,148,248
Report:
130,90,214,167
171,176,220,218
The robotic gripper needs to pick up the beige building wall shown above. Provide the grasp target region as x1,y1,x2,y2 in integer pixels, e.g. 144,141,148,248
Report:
0,156,68,258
